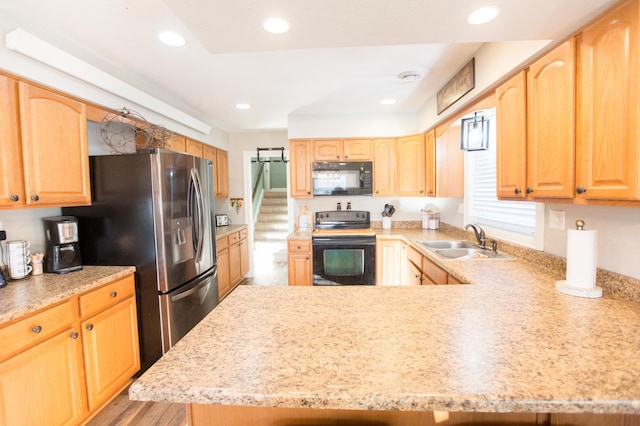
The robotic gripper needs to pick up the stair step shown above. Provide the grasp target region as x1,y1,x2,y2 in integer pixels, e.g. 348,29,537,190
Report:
264,191,287,198
258,213,288,222
255,222,289,231
259,205,288,214
262,197,287,205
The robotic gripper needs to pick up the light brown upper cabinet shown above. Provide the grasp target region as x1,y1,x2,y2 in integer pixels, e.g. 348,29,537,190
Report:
424,130,436,197
168,135,187,153
526,38,576,200
202,145,228,198
576,0,640,201
396,133,426,196
496,71,528,199
1,81,90,209
435,127,464,198
0,76,24,208
186,138,203,158
313,139,372,161
290,139,313,198
372,138,395,197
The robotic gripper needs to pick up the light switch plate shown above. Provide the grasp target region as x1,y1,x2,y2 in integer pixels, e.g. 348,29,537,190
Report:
549,209,565,230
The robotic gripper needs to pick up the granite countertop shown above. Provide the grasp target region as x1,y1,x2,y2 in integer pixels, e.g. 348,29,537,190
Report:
215,224,247,239
0,265,136,324
129,237,640,414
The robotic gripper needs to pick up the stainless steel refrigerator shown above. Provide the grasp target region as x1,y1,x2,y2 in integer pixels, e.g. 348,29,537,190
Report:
64,149,218,373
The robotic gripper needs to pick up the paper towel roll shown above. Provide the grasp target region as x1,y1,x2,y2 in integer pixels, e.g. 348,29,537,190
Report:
565,228,597,289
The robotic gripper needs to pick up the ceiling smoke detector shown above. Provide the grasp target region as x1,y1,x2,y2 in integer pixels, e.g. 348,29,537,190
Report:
397,71,421,81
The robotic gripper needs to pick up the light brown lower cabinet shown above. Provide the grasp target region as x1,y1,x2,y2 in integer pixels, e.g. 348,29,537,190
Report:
407,245,461,285
218,228,250,300
287,240,312,286
0,273,139,425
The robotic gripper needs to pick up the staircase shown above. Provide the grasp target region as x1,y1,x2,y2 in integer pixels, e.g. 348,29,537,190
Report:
254,191,289,262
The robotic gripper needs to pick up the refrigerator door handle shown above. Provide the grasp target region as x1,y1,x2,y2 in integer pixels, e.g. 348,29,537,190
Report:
189,168,205,263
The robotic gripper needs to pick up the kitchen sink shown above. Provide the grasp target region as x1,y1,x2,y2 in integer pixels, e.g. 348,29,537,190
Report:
420,240,476,249
419,240,512,260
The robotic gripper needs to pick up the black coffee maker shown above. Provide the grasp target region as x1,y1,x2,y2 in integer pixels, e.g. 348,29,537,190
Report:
44,216,83,273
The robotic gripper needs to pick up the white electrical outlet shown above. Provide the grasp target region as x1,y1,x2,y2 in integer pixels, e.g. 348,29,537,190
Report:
549,209,565,230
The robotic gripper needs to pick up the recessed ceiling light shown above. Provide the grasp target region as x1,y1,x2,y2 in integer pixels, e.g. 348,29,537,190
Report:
236,103,251,110
381,99,396,105
397,71,421,81
466,6,500,25
263,17,290,34
158,31,186,47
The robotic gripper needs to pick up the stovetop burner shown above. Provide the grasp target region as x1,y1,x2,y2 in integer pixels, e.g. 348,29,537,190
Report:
314,210,370,230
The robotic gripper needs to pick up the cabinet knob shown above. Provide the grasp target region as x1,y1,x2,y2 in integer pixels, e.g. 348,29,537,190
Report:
344,156,348,159
576,186,587,194
70,332,79,339
306,191,310,195
305,257,309,260
10,194,19,202
86,324,94,331
297,245,301,249
525,187,533,194
32,325,42,334
31,194,39,201
375,191,379,194
514,188,521,195
110,291,117,298
420,190,424,194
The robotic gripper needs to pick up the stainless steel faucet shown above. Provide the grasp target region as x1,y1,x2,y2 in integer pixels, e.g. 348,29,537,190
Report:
465,224,486,248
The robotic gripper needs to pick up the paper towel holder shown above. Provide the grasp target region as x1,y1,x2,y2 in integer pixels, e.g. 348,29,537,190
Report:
555,219,603,298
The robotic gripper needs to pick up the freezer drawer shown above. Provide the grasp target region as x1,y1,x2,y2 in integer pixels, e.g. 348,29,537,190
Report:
159,267,219,352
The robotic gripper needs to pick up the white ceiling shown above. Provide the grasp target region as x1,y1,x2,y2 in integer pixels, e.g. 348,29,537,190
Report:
0,0,619,133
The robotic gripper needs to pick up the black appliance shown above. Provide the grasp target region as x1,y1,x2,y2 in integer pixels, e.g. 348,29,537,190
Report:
43,216,83,274
312,210,376,286
63,149,218,374
312,161,373,196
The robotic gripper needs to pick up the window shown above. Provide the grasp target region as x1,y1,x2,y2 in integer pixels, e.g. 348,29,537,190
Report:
464,108,544,249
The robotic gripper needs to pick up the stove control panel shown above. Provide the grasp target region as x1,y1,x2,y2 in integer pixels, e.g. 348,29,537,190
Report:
315,210,370,229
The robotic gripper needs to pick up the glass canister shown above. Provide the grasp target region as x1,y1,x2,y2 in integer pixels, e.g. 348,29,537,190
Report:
421,209,440,230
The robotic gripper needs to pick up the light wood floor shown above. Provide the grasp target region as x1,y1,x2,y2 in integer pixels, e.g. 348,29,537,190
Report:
91,252,287,425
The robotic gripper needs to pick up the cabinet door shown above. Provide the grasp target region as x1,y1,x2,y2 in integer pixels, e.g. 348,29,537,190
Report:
576,0,639,201
18,82,91,207
373,138,395,197
0,76,24,208
407,260,423,286
168,135,187,153
376,239,408,286
436,126,464,198
239,237,250,278
396,134,426,196
313,139,342,160
343,139,372,160
215,149,229,198
424,130,436,197
228,240,242,286
186,138,203,158
496,71,528,199
527,39,576,199
82,297,140,411
217,247,231,299
0,329,86,426
289,140,313,198
288,253,312,286
287,241,312,286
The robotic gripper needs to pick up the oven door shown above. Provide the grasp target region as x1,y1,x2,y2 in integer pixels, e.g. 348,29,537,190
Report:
312,236,376,285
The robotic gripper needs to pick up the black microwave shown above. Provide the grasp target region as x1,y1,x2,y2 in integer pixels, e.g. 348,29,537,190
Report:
312,161,373,196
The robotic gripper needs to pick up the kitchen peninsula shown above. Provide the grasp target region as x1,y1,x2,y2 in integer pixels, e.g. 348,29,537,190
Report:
129,230,640,426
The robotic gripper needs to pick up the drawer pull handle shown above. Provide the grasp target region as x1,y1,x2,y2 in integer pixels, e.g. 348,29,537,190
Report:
86,324,94,331
110,291,118,298
32,325,42,334
70,332,79,339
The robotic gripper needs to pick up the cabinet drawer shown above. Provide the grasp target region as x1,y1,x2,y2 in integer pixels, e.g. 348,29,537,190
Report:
79,274,135,319
288,240,311,253
422,256,448,285
228,232,240,244
217,235,229,251
407,245,423,268
0,300,74,361
240,228,248,240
